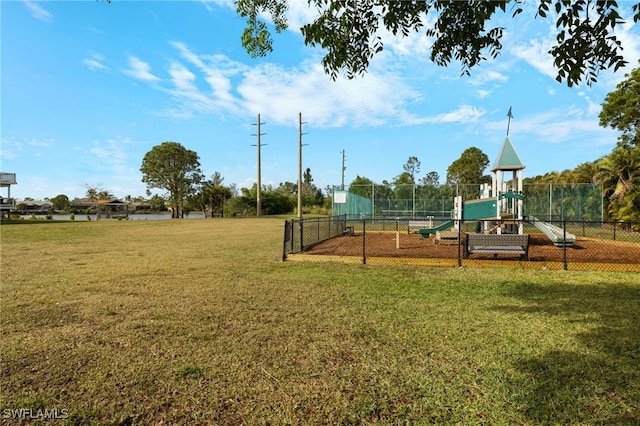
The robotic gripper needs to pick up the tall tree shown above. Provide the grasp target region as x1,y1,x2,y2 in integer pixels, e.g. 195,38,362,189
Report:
572,162,599,184
140,142,203,218
391,171,414,202
84,184,106,218
402,156,421,184
597,65,640,223
148,194,167,212
596,144,640,222
348,175,376,199
278,181,298,195
240,184,294,215
599,65,640,148
237,0,638,86
195,172,233,218
50,194,71,212
421,171,440,187
446,147,490,185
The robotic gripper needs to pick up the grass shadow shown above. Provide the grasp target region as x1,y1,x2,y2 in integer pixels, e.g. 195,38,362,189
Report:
495,282,640,424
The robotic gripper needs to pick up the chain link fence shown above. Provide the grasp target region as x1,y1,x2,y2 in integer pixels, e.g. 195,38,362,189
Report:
333,183,603,221
283,216,640,272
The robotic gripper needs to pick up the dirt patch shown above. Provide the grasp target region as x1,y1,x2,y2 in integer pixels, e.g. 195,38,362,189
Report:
304,232,640,265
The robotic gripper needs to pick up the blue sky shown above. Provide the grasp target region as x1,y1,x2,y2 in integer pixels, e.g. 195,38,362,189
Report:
2,0,639,201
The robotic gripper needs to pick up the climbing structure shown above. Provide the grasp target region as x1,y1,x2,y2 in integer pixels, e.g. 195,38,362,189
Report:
491,135,525,234
453,136,525,234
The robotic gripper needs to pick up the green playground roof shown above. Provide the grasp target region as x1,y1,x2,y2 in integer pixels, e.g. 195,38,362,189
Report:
491,136,525,171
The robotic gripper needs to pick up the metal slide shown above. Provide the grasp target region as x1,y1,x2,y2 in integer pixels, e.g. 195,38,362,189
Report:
418,220,455,238
528,216,576,247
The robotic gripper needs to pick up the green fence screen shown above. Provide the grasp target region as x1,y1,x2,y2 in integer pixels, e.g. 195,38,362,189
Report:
332,183,603,221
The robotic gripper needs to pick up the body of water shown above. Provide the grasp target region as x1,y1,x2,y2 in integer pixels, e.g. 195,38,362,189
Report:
19,213,206,221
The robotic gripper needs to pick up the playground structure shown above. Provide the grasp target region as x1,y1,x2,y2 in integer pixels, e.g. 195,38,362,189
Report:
445,136,576,246
452,135,526,235
332,135,580,247
293,125,635,269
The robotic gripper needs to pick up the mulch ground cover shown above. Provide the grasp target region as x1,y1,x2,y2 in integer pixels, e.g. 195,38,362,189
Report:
304,232,640,265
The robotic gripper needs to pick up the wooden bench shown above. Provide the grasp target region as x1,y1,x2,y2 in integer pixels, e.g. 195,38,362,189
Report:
464,234,530,260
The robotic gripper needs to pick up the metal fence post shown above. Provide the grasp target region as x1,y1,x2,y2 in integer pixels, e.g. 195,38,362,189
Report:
563,220,568,270
362,218,366,265
282,220,289,261
457,220,462,267
299,219,304,252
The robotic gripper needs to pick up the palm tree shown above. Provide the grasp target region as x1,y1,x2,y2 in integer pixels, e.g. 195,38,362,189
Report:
571,162,599,184
85,186,98,219
596,145,640,222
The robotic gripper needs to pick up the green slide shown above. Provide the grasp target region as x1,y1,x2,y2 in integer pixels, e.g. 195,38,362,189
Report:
418,220,455,238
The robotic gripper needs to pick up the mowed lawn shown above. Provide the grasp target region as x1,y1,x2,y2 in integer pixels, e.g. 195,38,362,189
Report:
1,218,639,425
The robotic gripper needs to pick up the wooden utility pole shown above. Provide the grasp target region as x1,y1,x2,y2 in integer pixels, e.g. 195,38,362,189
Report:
298,112,308,219
341,149,346,190
251,114,266,216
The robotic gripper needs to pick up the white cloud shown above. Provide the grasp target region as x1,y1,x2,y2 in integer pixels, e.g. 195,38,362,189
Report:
169,41,244,113
617,20,640,68
1,137,53,161
28,137,54,148
284,0,324,32
83,59,109,72
21,0,52,22
88,139,129,162
508,3,640,89
468,69,509,87
70,138,146,197
511,37,557,81
83,53,109,72
403,104,486,126
0,138,20,161
163,62,221,117
502,108,615,146
598,19,640,88
168,62,197,91
201,0,235,13
237,60,420,128
476,89,492,99
131,41,425,127
124,56,161,82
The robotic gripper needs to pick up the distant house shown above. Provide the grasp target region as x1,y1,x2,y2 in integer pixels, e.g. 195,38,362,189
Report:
71,198,94,211
71,197,129,219
130,202,151,212
19,200,53,213
97,198,128,219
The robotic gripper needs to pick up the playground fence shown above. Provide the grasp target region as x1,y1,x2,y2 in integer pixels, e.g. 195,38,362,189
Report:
282,216,640,273
333,183,603,222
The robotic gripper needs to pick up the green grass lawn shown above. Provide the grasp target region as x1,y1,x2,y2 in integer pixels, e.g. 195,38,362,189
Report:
1,218,639,424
